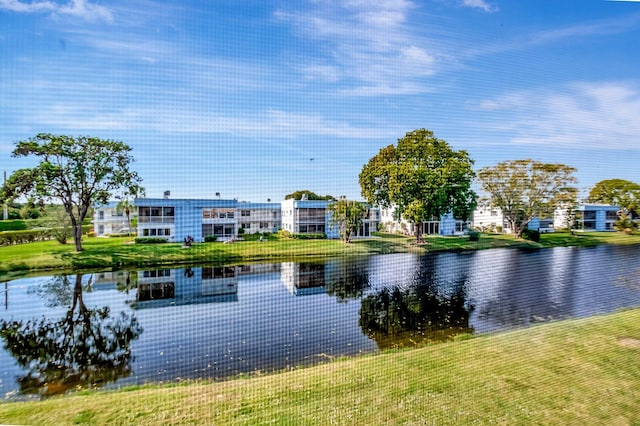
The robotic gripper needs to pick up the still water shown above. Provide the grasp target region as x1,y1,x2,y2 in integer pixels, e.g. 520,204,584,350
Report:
1,245,640,398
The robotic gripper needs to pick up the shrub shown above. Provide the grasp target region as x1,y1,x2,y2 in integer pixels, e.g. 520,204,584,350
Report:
467,230,480,241
291,233,326,240
0,229,52,245
238,228,245,235
0,220,27,232
522,229,540,242
278,230,292,239
134,237,168,244
204,235,217,242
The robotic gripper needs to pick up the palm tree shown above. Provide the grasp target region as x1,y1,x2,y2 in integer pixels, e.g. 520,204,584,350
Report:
116,186,144,236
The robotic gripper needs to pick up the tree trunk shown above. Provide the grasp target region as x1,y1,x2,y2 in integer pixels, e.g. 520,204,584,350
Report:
73,224,84,251
414,222,423,244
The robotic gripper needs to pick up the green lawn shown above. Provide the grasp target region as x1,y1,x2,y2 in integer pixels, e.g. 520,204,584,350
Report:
2,231,640,278
0,308,638,425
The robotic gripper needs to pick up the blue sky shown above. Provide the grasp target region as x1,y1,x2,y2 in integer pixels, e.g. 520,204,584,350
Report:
1,0,639,202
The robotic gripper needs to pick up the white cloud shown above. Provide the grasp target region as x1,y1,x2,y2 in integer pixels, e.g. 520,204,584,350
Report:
462,0,498,13
0,0,113,22
475,81,640,150
277,0,441,96
26,101,402,140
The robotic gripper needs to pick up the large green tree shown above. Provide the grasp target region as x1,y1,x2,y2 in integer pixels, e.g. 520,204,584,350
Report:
477,159,577,238
588,179,640,216
284,190,335,201
328,199,368,243
359,129,476,242
1,134,143,251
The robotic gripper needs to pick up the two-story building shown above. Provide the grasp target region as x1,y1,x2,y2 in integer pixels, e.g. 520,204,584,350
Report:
554,204,619,232
380,206,470,236
93,201,136,236
135,198,283,242
135,197,379,242
280,198,379,239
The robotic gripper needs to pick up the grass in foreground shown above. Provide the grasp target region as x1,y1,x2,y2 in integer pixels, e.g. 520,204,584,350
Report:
0,309,638,425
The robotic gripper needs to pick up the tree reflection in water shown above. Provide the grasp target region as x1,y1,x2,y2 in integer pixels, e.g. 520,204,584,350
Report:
324,259,371,301
0,273,142,397
359,278,473,350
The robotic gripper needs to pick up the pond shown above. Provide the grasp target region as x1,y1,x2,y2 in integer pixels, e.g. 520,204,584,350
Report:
1,244,640,399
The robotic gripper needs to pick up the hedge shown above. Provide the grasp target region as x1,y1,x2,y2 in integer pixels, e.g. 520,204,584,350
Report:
0,229,52,245
291,233,326,240
0,220,28,232
134,237,169,244
0,225,92,246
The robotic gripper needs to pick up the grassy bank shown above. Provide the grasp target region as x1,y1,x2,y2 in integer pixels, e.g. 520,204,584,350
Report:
2,231,640,277
1,308,638,425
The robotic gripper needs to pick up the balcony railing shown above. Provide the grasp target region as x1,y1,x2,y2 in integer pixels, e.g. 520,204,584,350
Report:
138,217,175,223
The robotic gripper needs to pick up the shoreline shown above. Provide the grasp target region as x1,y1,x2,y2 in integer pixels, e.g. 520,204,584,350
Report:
2,231,640,279
0,308,638,424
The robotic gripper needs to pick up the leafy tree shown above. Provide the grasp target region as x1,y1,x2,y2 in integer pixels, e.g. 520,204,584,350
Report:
615,212,638,234
359,129,476,243
284,190,335,201
477,159,577,238
1,134,143,251
588,179,640,217
0,274,142,397
328,199,368,243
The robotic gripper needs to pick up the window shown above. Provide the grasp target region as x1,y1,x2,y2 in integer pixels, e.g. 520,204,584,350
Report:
260,222,268,229
241,210,250,217
203,266,236,279
241,223,250,229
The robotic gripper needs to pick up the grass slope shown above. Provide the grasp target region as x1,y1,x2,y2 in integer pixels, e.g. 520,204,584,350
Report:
0,309,638,425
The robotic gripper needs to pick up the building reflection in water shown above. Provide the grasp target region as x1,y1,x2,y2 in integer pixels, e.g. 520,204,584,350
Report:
131,266,239,308
280,262,326,296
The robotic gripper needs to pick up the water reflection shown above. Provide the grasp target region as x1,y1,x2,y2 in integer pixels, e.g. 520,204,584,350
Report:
281,262,326,296
324,257,371,301
0,274,142,397
359,278,473,350
1,245,640,399
130,266,239,308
